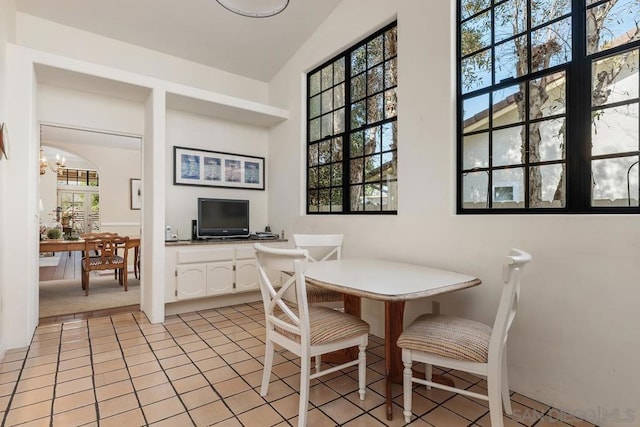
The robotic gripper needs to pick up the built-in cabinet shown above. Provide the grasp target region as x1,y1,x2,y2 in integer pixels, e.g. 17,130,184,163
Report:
165,240,285,303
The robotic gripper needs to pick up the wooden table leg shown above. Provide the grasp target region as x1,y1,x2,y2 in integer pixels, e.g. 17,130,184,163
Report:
385,301,405,420
343,293,361,318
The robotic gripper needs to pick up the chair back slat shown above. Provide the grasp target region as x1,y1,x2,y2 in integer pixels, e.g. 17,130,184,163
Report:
292,234,343,262
489,249,532,362
254,244,311,344
82,232,129,270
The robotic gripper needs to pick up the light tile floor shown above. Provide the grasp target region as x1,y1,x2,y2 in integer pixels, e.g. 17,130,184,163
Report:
0,303,597,426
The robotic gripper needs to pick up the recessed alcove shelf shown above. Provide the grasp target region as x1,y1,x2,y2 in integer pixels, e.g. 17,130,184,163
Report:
166,91,288,127
34,63,153,102
34,63,289,128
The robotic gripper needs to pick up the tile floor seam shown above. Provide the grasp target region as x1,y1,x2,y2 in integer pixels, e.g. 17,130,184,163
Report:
0,334,42,426
530,407,554,427
130,311,196,426
198,307,308,425
97,313,150,425
264,317,379,425
197,313,286,424
164,311,240,425
36,324,64,424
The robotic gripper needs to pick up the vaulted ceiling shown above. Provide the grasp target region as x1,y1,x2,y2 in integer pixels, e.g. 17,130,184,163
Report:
17,0,343,82
21,1,342,149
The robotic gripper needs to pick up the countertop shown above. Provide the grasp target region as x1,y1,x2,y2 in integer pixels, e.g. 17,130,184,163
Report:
165,238,288,247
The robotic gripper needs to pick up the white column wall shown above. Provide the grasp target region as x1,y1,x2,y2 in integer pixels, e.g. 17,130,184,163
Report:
267,0,640,425
0,0,17,359
141,89,165,323
4,44,40,348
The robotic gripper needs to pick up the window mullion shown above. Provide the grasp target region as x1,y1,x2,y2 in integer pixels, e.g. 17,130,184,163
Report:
566,0,590,212
344,52,353,213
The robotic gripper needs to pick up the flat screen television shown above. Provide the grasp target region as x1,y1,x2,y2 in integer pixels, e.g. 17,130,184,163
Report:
197,198,250,238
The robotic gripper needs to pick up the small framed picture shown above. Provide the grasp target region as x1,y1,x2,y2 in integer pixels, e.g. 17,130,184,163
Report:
130,178,142,210
173,146,265,190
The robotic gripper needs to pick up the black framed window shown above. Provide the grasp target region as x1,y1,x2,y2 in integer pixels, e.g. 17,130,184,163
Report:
57,169,99,186
457,0,640,213
307,21,398,214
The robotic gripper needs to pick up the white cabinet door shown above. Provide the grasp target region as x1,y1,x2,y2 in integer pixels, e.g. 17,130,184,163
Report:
206,261,234,295
176,264,206,300
165,247,178,302
235,259,258,292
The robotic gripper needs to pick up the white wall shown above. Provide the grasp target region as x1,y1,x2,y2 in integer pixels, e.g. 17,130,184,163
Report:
38,85,144,137
165,109,270,239
0,0,17,360
16,13,268,104
268,0,640,425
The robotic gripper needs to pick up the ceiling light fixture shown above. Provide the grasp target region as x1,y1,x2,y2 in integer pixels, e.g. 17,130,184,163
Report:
40,147,66,175
215,0,289,18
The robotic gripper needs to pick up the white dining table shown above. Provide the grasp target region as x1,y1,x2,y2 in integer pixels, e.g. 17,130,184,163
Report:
304,258,481,421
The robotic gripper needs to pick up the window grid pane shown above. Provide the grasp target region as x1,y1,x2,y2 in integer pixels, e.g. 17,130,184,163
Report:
458,0,581,211
307,21,397,214
459,0,640,212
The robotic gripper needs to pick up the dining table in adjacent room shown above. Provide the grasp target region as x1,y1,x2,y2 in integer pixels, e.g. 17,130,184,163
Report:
39,236,141,279
304,258,481,421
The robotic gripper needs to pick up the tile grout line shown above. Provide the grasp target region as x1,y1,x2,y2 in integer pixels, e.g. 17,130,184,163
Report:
232,305,392,425
209,304,372,426
106,312,150,425
0,330,47,426
131,310,198,425
86,318,102,426
175,309,248,424
195,305,298,424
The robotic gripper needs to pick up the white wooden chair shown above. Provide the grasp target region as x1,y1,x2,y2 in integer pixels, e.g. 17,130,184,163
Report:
254,243,369,427
292,233,344,306
397,249,532,426
292,233,347,372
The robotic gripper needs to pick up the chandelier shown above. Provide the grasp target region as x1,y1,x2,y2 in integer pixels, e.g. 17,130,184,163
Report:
40,147,66,175
215,0,289,18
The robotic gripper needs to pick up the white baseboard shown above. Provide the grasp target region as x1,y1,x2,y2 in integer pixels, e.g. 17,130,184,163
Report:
164,291,261,317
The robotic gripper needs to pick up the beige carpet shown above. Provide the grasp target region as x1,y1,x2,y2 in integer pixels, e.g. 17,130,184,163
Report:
39,275,140,318
39,254,62,267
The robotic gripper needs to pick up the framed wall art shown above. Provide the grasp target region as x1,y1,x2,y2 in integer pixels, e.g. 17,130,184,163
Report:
173,146,265,190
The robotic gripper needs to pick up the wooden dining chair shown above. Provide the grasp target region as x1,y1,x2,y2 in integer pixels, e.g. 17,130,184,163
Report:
81,232,130,296
254,243,369,427
397,249,532,427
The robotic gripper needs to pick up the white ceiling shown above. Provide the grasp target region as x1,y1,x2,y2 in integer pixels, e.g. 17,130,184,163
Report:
17,0,343,82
